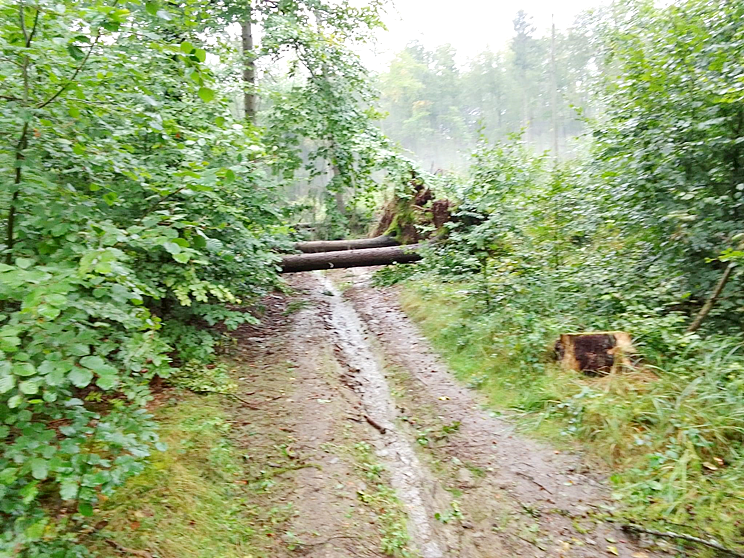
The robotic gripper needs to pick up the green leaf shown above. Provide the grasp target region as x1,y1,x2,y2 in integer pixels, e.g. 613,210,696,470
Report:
79,355,105,371
20,481,38,504
145,1,158,15
38,305,61,320
24,519,46,540
46,294,68,306
173,252,191,263
194,48,207,63
67,44,85,60
103,192,118,206
14,363,36,377
60,480,79,500
0,374,15,394
19,380,39,395
180,41,195,54
15,258,34,269
29,459,48,480
8,395,23,409
198,87,215,103
69,343,90,357
162,241,181,255
96,374,118,390
69,367,93,388
78,502,94,517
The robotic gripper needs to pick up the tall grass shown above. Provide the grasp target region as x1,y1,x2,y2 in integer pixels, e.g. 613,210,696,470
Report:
400,277,744,552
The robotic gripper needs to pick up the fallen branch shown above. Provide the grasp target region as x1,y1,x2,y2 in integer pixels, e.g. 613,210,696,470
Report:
364,414,387,434
514,470,554,494
621,524,744,557
687,262,735,333
190,389,260,410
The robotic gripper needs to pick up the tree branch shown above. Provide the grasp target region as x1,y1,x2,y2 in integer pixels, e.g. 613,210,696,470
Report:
6,123,29,264
36,0,118,110
687,261,736,333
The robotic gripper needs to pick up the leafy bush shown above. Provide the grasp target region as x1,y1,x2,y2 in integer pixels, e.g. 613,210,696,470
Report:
409,1,744,545
0,0,283,553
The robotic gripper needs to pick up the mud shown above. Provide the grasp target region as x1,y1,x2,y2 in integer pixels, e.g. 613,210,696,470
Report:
227,269,663,558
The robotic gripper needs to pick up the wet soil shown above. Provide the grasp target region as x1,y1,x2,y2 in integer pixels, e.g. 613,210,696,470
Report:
225,269,662,558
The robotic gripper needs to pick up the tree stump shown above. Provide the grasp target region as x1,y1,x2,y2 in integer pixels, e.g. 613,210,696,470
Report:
554,332,636,376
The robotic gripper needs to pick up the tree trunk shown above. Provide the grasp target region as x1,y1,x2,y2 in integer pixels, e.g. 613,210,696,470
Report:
687,262,735,333
550,17,559,159
295,235,400,253
241,6,256,123
280,245,422,273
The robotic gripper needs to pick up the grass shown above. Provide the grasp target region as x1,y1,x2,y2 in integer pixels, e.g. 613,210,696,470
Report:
399,277,744,556
83,391,260,558
350,441,415,557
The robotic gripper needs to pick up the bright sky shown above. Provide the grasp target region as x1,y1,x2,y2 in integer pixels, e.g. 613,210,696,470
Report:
363,0,605,70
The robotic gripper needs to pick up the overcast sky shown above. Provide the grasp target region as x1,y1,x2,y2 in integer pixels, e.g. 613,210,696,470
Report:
363,0,605,70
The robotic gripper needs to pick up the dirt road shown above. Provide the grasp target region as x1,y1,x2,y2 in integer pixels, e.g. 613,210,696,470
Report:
227,269,661,558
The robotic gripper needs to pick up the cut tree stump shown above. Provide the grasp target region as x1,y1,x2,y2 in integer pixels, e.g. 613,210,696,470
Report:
280,245,422,273
554,332,636,376
294,235,400,253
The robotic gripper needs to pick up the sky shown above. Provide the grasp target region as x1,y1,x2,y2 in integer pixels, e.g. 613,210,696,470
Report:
363,0,605,70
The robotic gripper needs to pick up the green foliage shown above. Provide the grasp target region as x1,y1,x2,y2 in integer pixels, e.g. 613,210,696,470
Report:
259,0,403,238
84,392,260,558
0,0,284,553
371,262,421,287
406,0,744,546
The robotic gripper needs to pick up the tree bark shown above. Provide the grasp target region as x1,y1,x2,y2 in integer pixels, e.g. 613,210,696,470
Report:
550,16,559,159
241,6,256,123
295,235,400,253
280,245,422,273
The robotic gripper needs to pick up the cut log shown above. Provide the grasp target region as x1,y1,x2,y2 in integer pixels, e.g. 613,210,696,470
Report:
294,235,400,253
554,332,637,376
280,245,422,273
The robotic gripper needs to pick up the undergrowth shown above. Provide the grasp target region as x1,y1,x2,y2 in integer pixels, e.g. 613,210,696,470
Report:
83,391,258,558
400,278,744,555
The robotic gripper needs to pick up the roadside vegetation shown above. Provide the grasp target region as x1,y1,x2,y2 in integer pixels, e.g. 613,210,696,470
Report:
84,392,260,558
377,0,744,551
0,0,400,555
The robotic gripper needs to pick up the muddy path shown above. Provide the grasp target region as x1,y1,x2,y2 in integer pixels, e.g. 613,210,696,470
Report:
227,269,661,558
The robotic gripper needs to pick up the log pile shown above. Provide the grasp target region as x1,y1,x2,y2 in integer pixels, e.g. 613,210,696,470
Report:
281,172,451,273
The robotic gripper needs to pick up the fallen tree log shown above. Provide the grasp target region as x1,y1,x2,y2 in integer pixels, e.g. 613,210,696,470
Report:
280,245,422,273
294,235,400,253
